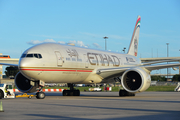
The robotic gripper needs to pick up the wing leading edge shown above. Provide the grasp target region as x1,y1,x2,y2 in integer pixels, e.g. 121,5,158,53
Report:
0,63,18,67
96,62,180,80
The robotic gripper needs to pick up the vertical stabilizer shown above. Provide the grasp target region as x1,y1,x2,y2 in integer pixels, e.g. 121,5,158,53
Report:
127,16,141,56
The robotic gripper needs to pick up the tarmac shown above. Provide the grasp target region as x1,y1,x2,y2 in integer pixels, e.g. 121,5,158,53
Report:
0,92,180,120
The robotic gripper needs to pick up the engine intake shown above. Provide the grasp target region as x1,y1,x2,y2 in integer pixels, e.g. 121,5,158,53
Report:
15,72,39,93
121,68,151,93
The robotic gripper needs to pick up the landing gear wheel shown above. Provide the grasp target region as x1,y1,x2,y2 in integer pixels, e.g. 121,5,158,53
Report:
73,90,80,96
36,92,45,99
119,90,135,97
63,90,68,96
0,90,4,99
63,83,80,96
62,90,80,96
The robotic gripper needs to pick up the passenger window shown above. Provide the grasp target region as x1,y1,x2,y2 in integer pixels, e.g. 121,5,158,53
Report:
72,58,76,61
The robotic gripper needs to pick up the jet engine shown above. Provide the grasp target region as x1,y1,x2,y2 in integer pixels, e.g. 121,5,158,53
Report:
15,72,39,93
121,68,151,93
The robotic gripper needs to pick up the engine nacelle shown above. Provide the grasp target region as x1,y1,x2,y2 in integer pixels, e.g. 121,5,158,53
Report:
15,72,39,93
121,68,151,93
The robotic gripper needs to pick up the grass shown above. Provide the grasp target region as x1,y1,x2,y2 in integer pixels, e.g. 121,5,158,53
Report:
44,86,177,92
146,86,176,92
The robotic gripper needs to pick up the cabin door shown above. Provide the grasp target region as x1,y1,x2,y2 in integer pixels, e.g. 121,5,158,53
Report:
84,54,89,68
55,51,63,66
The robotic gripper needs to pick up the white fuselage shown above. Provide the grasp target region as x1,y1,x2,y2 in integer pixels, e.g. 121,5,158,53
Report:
19,43,141,84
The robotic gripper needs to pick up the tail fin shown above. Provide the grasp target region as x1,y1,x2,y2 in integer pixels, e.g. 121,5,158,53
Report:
127,15,141,57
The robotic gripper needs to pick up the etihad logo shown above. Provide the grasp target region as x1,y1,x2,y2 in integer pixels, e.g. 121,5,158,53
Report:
87,52,120,66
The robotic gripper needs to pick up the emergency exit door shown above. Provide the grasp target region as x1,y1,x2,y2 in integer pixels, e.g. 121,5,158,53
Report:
55,51,63,66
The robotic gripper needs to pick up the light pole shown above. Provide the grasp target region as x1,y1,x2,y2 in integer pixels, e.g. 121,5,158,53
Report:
103,36,108,50
166,43,169,81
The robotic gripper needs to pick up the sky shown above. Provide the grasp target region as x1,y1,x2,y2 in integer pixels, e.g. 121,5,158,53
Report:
0,0,180,75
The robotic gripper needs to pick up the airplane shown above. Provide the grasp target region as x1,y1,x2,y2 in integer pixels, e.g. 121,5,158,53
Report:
0,15,180,99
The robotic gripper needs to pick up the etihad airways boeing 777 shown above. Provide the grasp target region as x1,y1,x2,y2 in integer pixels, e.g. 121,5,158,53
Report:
0,16,180,99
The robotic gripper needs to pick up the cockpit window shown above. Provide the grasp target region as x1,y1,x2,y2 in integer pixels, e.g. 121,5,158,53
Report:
21,53,42,59
26,54,33,57
21,54,27,58
34,54,38,58
38,54,42,58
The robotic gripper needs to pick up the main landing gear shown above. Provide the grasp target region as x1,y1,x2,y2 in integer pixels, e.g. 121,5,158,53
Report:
63,83,80,96
119,90,135,97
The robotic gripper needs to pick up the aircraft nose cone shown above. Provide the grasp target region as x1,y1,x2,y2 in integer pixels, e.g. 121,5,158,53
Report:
19,59,28,69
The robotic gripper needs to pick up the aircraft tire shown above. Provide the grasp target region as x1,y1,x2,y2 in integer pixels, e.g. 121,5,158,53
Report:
36,92,45,99
62,90,80,96
69,90,74,96
0,90,4,99
119,90,135,97
63,90,68,96
119,90,126,97
36,92,39,99
73,90,80,96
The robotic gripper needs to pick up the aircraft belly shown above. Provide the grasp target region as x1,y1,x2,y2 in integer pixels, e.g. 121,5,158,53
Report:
35,71,91,83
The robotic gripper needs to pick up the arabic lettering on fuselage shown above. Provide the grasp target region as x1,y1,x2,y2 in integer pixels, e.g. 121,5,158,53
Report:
66,49,79,58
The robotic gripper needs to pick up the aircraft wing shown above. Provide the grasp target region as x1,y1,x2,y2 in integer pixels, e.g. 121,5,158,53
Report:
96,62,180,80
0,58,19,64
143,63,180,71
0,58,19,67
142,59,180,65
96,67,132,79
0,63,18,67
140,57,180,62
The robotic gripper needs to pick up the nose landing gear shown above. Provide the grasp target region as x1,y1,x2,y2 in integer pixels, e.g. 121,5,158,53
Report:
36,92,45,99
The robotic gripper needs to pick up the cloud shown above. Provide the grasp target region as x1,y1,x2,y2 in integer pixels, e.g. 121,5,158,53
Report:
68,40,88,48
27,39,56,45
58,41,66,44
77,41,86,47
93,43,101,48
27,39,98,49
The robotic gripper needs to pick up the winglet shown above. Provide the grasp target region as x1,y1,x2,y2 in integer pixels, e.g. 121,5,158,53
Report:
127,16,141,57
